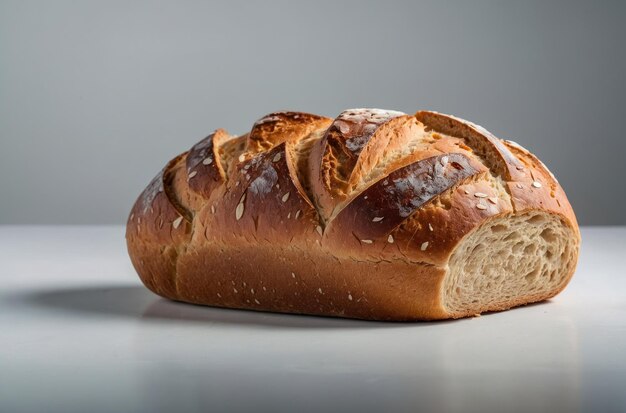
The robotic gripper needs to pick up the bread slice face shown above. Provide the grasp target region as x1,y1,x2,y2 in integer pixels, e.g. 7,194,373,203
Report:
443,211,579,318
126,109,581,320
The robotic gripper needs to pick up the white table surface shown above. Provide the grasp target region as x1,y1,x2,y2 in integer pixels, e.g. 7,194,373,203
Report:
1,226,624,413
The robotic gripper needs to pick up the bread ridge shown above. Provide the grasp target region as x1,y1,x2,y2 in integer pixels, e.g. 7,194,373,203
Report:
126,108,580,320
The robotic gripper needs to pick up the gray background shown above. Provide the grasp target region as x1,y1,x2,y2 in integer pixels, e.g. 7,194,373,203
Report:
1,0,624,225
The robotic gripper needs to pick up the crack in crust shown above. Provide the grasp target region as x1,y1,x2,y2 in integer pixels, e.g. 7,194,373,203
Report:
163,153,194,222
186,129,232,198
330,154,484,239
414,111,521,210
247,111,332,154
415,111,525,179
311,109,405,218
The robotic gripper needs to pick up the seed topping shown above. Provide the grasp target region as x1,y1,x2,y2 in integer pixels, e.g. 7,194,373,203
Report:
173,216,183,229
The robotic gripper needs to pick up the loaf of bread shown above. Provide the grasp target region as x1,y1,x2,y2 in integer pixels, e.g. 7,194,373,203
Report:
126,108,580,320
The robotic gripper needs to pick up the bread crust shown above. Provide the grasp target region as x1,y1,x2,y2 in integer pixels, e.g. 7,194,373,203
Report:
126,109,580,320
414,111,579,234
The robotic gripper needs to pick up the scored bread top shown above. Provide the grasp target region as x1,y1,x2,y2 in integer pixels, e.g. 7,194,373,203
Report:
127,109,578,270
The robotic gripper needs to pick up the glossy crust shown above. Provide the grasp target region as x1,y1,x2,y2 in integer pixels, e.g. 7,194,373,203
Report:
126,109,580,320
414,111,578,232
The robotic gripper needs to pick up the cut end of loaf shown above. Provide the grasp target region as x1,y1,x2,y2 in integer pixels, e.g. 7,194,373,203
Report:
442,211,579,318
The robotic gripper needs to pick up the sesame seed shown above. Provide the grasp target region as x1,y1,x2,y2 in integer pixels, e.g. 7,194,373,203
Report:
532,181,542,188
137,217,141,224
250,288,255,294
316,225,323,236
421,241,429,251
217,293,222,298
254,299,260,304
211,205,216,214
282,192,290,202
238,154,245,162
364,196,368,199
272,153,281,162
318,288,323,294
388,234,394,243
464,189,470,195
516,165,524,171
516,183,524,189
172,216,183,229
130,213,134,221
235,203,244,220
295,210,301,219
428,223,434,231
262,286,267,291
488,197,498,204
361,239,373,244
233,288,238,293
202,157,213,165
287,212,291,219
474,192,488,198
372,217,384,222
188,170,197,179
348,294,353,301
476,203,487,210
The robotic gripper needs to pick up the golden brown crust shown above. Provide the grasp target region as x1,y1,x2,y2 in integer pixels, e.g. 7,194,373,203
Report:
209,142,322,247
174,245,447,321
415,111,525,180
325,153,488,265
502,140,579,231
126,156,192,300
415,111,578,236
127,154,192,247
309,109,405,220
247,111,332,154
126,108,581,320
186,129,232,200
